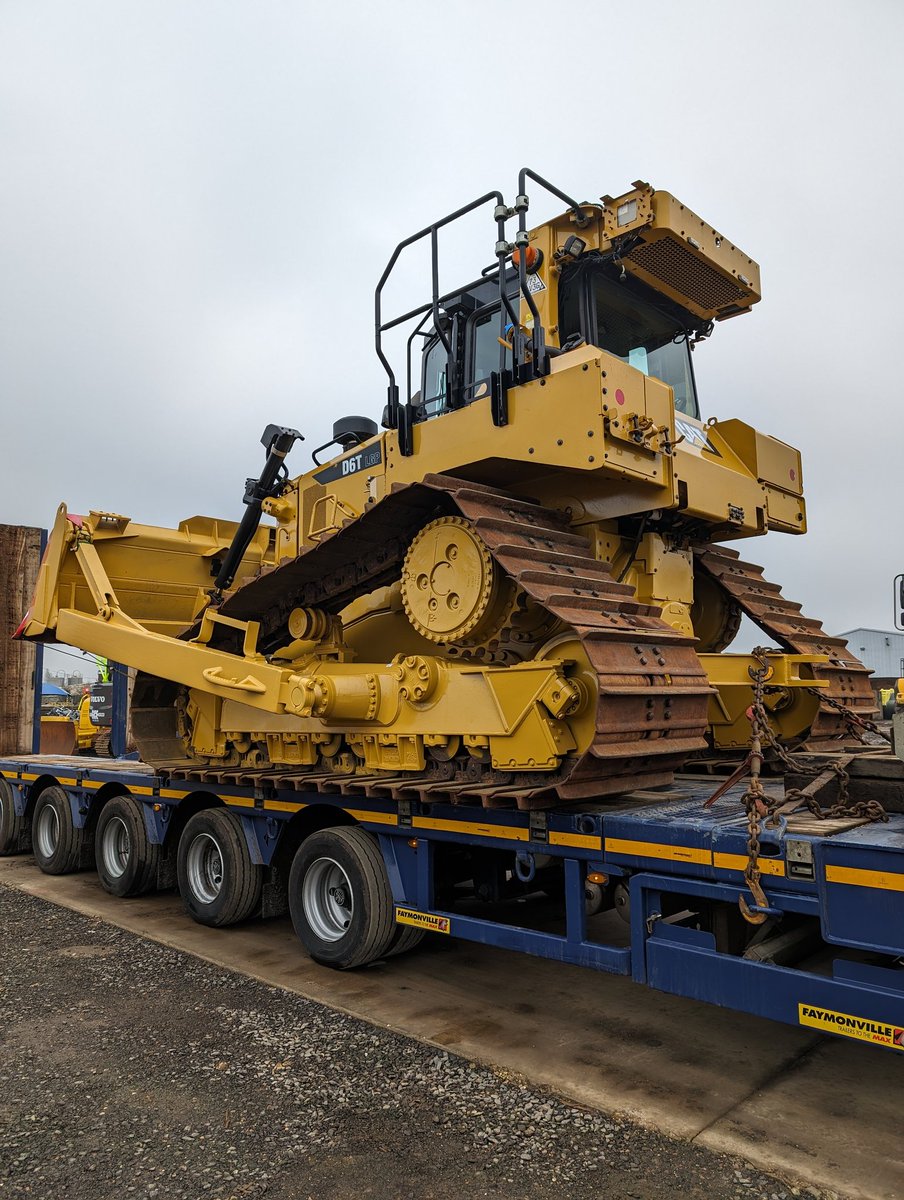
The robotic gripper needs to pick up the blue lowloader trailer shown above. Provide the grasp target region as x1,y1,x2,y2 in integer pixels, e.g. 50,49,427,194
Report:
2,752,904,1053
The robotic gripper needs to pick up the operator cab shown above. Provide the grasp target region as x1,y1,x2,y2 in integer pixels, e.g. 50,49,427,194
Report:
416,259,702,424
557,259,702,420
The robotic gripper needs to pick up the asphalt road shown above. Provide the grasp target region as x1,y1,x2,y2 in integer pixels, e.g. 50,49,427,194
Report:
0,883,816,1200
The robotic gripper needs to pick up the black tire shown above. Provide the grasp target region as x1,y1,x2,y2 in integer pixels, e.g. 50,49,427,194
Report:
385,923,426,957
32,785,88,875
95,794,160,897
289,827,396,969
0,777,29,856
177,808,262,927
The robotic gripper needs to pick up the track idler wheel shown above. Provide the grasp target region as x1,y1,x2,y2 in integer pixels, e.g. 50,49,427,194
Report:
535,633,598,755
690,569,742,653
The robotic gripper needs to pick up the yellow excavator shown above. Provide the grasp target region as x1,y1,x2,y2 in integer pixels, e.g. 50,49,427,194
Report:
20,170,876,808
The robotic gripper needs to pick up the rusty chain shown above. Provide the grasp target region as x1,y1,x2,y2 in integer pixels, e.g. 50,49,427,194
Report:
737,649,775,925
801,685,893,746
729,649,889,926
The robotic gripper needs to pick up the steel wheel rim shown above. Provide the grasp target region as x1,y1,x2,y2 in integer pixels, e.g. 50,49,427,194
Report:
302,857,353,942
35,804,60,859
101,815,131,878
186,832,224,903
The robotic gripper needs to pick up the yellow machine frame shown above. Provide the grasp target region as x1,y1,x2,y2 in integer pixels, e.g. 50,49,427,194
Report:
22,174,848,777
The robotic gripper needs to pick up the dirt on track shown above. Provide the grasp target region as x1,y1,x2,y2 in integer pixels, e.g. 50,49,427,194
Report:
0,884,829,1200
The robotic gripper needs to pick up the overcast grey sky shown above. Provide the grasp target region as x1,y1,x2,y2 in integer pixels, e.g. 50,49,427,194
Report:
2,0,902,640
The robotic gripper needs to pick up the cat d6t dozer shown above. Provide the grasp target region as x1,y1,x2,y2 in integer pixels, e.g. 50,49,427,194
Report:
20,170,877,809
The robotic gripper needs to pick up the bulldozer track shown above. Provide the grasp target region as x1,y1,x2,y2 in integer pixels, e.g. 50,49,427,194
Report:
695,546,877,747
137,475,713,809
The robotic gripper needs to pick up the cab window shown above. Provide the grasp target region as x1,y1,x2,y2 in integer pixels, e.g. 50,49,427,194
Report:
421,336,447,416
559,268,700,419
417,283,514,421
468,307,511,399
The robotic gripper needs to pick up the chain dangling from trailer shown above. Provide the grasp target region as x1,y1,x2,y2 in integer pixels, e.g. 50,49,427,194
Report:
731,649,889,926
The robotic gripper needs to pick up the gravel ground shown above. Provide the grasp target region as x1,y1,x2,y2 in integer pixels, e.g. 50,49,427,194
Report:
0,884,841,1200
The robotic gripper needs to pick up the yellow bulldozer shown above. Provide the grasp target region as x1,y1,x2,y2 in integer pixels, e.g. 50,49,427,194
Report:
20,170,876,808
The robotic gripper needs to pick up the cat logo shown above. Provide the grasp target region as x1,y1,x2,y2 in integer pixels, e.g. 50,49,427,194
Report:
675,417,720,456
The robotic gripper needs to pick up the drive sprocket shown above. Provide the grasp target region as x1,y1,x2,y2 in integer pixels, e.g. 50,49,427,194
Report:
400,516,516,647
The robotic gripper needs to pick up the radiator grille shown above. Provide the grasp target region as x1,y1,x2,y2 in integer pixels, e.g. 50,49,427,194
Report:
626,235,750,312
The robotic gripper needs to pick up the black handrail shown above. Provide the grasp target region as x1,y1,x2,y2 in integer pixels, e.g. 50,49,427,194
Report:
374,190,505,434
405,311,432,415
515,168,586,377
381,267,499,335
374,170,589,451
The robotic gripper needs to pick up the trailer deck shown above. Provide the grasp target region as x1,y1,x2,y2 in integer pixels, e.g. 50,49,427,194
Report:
3,752,904,1051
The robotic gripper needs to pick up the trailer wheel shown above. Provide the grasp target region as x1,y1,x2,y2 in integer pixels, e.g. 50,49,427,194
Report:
289,827,396,969
32,786,86,875
385,923,426,957
177,809,262,927
95,795,160,897
0,777,28,856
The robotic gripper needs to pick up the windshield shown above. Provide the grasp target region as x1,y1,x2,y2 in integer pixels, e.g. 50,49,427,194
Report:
623,338,697,419
560,268,700,419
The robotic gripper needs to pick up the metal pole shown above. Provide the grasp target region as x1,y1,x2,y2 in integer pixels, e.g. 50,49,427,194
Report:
110,661,127,758
30,528,47,755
